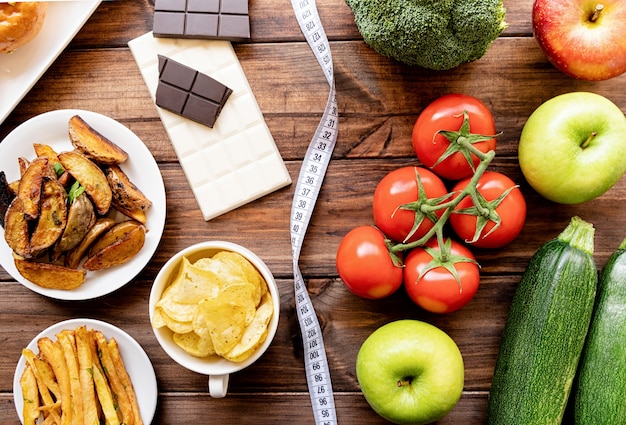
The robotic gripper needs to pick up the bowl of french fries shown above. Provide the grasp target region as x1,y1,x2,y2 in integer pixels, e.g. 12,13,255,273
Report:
13,318,158,425
149,241,280,398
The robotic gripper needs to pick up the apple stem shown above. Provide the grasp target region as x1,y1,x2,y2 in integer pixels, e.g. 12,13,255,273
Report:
590,4,604,22
397,378,412,387
581,132,598,149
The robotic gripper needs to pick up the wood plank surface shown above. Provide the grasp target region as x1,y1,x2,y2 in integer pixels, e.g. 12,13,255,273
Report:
1,0,625,424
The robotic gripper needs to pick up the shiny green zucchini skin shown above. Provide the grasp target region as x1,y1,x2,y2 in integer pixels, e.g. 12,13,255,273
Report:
486,217,598,425
574,238,626,425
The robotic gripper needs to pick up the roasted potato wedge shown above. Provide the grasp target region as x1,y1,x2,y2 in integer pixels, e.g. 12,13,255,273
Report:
54,191,96,254
14,257,86,290
17,156,52,220
83,221,146,271
33,143,71,186
106,164,152,224
4,197,31,258
58,151,112,215
30,177,68,256
65,217,116,269
17,157,30,177
0,170,15,228
68,115,128,165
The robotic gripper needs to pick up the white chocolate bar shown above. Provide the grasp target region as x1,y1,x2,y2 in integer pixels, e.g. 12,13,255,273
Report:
128,32,291,221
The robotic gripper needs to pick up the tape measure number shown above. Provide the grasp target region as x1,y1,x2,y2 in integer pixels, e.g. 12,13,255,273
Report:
290,0,338,423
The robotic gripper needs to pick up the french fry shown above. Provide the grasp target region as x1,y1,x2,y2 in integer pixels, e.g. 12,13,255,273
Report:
22,349,62,425
20,325,143,425
92,363,121,425
75,326,100,425
94,331,134,425
57,330,84,425
108,337,143,425
38,337,73,425
19,364,40,425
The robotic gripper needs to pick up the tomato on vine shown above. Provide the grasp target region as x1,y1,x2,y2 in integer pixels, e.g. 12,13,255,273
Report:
412,93,498,180
336,226,403,299
372,166,449,243
403,238,480,313
449,171,526,249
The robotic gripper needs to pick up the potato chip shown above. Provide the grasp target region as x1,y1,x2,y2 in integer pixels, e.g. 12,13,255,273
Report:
211,251,266,302
159,257,222,304
172,331,215,358
153,306,193,334
153,251,275,362
224,293,274,362
196,295,248,355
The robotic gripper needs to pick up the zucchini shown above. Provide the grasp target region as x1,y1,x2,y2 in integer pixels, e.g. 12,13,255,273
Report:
573,238,626,424
487,216,598,425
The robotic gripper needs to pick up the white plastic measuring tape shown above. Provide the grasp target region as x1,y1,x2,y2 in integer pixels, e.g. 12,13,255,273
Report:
289,0,338,423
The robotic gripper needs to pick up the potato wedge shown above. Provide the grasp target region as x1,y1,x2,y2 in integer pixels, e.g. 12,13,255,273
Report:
54,191,96,254
30,177,68,256
68,115,128,165
58,151,112,215
33,143,61,167
14,257,86,290
0,170,15,228
17,156,51,220
17,157,30,177
83,221,146,271
33,143,71,186
106,164,152,222
65,217,116,269
4,198,31,258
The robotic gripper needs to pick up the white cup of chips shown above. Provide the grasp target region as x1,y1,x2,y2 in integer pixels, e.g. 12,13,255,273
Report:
149,241,280,398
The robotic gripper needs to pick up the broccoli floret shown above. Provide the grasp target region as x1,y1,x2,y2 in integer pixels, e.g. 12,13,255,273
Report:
345,0,507,70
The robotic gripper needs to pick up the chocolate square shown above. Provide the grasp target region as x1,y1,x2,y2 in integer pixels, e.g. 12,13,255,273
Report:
155,55,233,128
153,0,250,42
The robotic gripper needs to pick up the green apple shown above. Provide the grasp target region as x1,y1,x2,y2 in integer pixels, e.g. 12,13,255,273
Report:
518,92,626,204
356,320,464,425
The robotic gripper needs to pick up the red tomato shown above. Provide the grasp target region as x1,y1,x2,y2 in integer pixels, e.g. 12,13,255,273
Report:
450,171,526,249
403,238,480,313
412,93,497,180
372,166,448,243
336,226,403,299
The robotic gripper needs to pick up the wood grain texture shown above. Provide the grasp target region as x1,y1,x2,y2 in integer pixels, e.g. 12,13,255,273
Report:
1,0,625,424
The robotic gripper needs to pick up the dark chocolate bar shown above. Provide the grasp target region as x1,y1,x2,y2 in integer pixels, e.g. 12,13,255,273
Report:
153,0,250,41
155,55,233,128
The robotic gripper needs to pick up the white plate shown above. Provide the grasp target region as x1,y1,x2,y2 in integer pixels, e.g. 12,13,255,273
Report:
0,109,166,300
0,1,102,125
13,318,158,424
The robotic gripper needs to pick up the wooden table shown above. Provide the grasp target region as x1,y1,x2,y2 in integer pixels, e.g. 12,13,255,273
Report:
1,1,625,423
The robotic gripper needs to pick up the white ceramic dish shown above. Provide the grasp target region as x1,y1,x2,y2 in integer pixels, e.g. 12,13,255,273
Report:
0,1,102,125
149,241,281,398
0,109,166,300
13,318,158,424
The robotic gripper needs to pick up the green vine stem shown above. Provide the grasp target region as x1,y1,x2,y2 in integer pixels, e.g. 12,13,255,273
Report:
389,112,500,255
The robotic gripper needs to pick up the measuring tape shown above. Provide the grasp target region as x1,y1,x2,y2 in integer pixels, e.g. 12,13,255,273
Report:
289,0,338,423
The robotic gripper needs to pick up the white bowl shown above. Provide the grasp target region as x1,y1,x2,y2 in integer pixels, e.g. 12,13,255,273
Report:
149,241,280,397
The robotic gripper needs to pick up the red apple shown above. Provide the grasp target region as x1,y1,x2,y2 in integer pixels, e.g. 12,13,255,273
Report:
532,0,626,80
